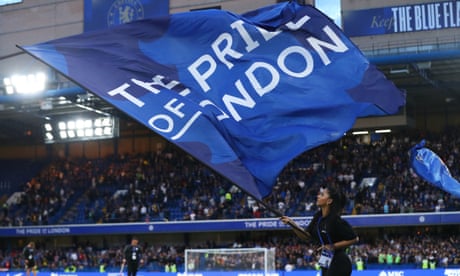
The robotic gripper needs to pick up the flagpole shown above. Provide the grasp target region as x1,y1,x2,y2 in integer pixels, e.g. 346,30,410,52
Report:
250,194,311,237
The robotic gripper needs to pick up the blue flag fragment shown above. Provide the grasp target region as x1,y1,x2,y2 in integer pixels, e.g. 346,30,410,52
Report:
410,140,460,198
21,2,405,200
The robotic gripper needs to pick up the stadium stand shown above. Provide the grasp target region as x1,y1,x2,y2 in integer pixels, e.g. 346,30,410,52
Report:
1,130,459,227
0,130,459,272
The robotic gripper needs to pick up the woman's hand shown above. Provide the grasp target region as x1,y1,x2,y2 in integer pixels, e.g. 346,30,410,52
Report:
280,215,311,241
279,216,292,225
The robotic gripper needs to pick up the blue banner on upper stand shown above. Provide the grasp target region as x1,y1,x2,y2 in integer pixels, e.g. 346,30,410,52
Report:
84,0,169,32
410,140,460,198
21,1,405,200
342,1,460,37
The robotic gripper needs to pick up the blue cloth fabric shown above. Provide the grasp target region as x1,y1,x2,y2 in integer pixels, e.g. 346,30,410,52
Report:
410,140,460,198
21,1,405,200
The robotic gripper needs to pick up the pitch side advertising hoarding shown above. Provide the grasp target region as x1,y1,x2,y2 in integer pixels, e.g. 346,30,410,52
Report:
1,269,460,276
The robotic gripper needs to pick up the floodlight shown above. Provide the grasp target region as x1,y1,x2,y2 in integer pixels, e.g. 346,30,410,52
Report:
94,127,103,136
45,132,54,141
103,127,112,135
390,67,409,74
352,131,369,135
3,72,47,94
102,118,112,126
58,96,69,105
43,116,119,143
94,118,102,127
375,129,391,133
75,119,85,129
58,121,66,130
84,119,92,128
59,131,67,139
85,128,93,137
44,123,52,132
67,121,76,130
3,78,14,94
77,129,85,137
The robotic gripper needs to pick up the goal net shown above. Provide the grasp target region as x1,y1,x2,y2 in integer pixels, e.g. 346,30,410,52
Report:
184,248,276,275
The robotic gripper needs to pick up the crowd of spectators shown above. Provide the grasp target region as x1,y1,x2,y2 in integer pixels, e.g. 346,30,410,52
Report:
1,129,459,227
0,129,459,271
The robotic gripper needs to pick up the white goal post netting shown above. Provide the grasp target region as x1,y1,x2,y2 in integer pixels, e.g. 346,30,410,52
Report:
184,248,276,274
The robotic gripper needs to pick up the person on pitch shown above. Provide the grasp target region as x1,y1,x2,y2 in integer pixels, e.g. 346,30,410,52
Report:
123,237,143,276
23,241,37,276
280,184,359,276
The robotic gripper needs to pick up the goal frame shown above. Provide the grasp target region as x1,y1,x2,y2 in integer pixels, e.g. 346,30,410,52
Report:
184,247,276,275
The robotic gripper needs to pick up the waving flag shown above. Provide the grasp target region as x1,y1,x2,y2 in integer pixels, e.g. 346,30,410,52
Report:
21,1,405,200
410,140,460,198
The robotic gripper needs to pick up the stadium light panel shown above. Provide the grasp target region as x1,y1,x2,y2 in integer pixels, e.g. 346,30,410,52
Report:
390,68,409,74
43,116,119,143
103,127,112,135
44,123,52,132
3,72,47,94
67,121,76,130
375,129,391,133
45,132,53,141
84,119,92,128
94,127,103,136
85,128,93,137
352,130,368,135
94,118,102,127
77,129,85,137
59,131,67,139
58,96,70,105
102,118,111,126
58,121,66,130
76,119,85,129
3,78,14,94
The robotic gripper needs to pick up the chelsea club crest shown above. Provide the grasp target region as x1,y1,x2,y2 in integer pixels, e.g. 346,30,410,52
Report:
107,0,144,27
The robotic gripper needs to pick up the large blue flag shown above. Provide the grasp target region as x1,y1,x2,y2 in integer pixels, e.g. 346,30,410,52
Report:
21,1,405,200
410,140,460,198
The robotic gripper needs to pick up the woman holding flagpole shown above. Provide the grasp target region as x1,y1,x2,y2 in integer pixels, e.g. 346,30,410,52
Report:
280,184,359,276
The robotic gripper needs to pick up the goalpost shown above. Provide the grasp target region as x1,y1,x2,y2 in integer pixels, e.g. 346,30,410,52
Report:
184,248,276,275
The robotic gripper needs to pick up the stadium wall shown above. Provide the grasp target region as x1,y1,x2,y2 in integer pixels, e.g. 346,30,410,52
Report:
0,131,168,159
